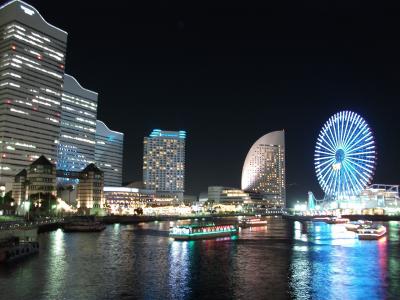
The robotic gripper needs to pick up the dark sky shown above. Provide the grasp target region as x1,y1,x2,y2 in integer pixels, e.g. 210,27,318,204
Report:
25,0,400,205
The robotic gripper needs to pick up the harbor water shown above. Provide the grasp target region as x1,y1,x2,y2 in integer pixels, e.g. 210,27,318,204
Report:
0,218,399,299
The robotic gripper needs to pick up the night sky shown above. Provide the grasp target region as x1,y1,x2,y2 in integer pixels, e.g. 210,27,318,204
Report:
25,1,400,205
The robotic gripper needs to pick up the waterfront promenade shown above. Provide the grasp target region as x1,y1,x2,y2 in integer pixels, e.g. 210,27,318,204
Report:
1,212,400,233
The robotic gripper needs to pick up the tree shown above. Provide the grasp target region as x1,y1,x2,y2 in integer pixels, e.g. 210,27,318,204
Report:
3,191,14,205
66,185,74,204
57,185,65,197
29,192,57,215
0,191,15,215
134,207,143,215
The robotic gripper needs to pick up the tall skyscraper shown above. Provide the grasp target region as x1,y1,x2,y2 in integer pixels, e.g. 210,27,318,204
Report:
241,130,286,207
57,74,98,178
143,129,186,200
0,0,67,188
95,120,123,186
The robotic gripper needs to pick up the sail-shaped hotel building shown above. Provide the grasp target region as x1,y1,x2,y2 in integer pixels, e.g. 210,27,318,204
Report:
241,130,286,207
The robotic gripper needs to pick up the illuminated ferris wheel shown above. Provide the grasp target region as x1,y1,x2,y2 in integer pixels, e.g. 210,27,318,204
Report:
314,111,376,199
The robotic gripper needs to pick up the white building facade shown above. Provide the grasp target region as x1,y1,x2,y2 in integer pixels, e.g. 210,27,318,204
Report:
0,0,67,189
208,186,250,204
143,129,185,201
95,120,124,187
242,130,286,207
57,74,98,179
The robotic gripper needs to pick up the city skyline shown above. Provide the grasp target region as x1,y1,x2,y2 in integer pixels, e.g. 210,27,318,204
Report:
15,0,400,205
0,0,124,191
1,2,400,299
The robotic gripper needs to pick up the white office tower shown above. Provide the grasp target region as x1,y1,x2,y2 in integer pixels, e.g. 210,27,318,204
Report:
143,129,186,202
95,120,124,187
57,74,98,180
0,1,67,189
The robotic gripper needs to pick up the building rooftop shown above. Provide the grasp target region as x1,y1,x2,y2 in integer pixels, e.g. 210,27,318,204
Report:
15,169,27,178
148,129,186,139
81,163,103,174
31,155,53,167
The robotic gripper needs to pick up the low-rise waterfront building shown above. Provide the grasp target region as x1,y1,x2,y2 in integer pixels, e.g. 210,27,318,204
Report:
12,169,27,206
103,186,155,215
198,191,208,204
11,155,56,214
359,184,399,209
76,163,104,215
183,195,197,206
207,186,250,204
27,155,56,197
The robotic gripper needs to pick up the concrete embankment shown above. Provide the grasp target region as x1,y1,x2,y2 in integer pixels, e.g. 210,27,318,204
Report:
0,227,38,241
100,214,255,224
283,214,400,222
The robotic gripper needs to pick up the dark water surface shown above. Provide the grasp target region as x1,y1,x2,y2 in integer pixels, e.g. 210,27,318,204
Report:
0,218,399,300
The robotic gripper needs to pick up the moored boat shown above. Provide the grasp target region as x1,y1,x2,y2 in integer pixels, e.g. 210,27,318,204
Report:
357,224,386,240
324,217,350,224
240,217,268,228
345,220,372,232
312,217,331,222
170,223,238,240
63,216,106,232
0,227,39,263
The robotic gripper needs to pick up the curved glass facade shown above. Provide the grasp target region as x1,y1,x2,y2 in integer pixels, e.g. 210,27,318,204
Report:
241,130,286,207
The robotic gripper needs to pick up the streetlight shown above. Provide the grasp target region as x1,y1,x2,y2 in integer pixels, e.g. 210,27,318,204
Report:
0,186,5,198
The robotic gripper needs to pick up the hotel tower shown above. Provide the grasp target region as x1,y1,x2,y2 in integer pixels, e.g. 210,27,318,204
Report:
241,130,286,207
143,129,186,201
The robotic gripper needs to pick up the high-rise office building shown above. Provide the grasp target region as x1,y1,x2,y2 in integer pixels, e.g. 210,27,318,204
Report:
143,129,186,200
0,0,67,189
241,130,286,207
95,120,123,187
57,74,98,178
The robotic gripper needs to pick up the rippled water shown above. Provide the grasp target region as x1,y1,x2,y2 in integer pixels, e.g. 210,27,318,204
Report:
0,218,399,300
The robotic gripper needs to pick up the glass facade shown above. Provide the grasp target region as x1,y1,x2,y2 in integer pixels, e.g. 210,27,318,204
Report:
0,1,67,187
95,120,123,187
143,129,185,197
208,186,250,204
103,187,155,215
242,130,286,207
57,74,97,181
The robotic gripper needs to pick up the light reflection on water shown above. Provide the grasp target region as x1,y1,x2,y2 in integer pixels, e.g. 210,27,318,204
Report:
0,218,398,300
289,221,400,300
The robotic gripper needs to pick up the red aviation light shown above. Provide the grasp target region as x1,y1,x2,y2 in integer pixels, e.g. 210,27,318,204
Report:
2,154,6,158
11,45,16,50
60,64,64,69
37,55,42,60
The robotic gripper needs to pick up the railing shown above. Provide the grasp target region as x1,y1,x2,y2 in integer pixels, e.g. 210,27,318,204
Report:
0,217,64,231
